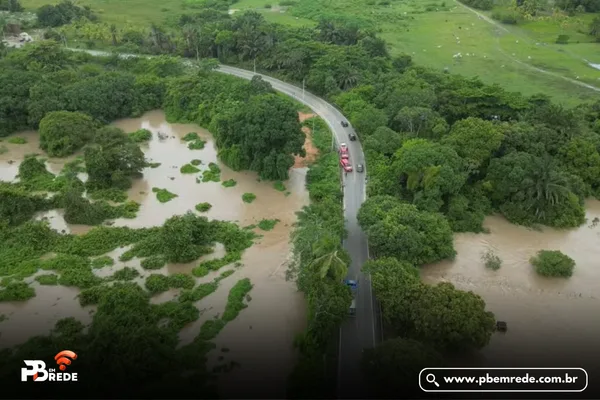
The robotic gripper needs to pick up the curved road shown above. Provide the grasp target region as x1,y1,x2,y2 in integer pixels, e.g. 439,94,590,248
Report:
69,48,380,397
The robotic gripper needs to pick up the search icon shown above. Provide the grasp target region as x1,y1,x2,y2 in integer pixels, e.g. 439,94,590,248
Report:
426,373,440,388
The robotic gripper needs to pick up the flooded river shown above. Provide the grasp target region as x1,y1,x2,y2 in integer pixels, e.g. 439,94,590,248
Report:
0,110,308,398
423,200,600,371
3,109,600,391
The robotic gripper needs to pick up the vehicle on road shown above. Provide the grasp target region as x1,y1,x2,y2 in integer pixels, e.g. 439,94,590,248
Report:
339,142,348,154
348,132,356,141
344,279,358,317
341,120,349,127
340,152,349,159
356,163,364,173
340,158,353,172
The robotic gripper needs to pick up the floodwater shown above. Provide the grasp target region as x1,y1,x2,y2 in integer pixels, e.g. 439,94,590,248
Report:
0,110,309,397
422,200,600,370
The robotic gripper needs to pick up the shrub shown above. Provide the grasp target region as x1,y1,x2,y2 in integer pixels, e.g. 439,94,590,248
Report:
35,274,59,285
491,8,520,24
222,179,237,187
128,129,152,142
530,250,575,277
202,163,221,182
195,202,212,212
7,137,27,144
180,163,200,174
481,250,501,270
222,278,253,322
182,132,199,141
242,193,256,203
258,219,279,231
152,187,178,203
191,159,202,166
111,267,139,281
556,34,570,44
91,255,114,268
141,255,166,270
188,139,206,150
273,181,286,191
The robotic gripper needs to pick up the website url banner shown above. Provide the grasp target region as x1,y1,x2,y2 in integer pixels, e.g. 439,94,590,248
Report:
419,368,588,392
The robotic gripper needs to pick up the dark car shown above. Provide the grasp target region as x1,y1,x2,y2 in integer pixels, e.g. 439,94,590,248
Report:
356,163,364,173
341,121,349,127
348,132,356,141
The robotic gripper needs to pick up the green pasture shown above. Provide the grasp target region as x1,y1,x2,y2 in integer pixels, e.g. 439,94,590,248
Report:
18,0,600,104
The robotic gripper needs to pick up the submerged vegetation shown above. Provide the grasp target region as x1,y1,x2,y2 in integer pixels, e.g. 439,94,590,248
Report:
530,250,576,277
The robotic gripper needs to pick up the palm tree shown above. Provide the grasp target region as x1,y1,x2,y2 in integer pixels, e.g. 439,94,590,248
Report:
524,155,570,219
308,236,349,281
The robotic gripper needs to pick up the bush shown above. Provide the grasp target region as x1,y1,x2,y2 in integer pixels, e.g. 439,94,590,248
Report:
141,255,166,270
491,8,520,24
195,202,212,212
481,250,501,270
242,193,256,203
128,129,152,142
273,181,286,191
180,163,200,174
258,219,279,231
7,137,27,144
202,163,221,182
556,34,570,44
152,187,178,203
222,179,237,187
530,250,575,278
188,139,206,150
35,274,59,285
111,267,140,281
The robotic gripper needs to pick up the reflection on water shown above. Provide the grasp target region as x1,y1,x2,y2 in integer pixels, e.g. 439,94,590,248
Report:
423,200,600,369
0,110,309,397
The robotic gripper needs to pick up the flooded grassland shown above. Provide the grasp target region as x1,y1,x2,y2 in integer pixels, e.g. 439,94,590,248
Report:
0,110,312,398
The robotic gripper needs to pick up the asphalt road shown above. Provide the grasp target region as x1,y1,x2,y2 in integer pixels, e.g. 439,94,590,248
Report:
69,49,380,397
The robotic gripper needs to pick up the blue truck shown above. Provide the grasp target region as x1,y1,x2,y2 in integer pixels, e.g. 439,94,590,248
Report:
344,279,358,317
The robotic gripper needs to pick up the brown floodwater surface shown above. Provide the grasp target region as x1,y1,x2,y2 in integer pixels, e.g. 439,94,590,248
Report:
422,200,600,369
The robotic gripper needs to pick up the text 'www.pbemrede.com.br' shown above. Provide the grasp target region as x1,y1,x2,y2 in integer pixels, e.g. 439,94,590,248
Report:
419,368,588,392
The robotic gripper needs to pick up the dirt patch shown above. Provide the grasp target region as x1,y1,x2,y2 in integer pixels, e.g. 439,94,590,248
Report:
294,112,319,168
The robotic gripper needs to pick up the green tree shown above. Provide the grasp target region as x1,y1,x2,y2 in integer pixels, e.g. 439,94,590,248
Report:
411,282,496,351
161,212,212,263
392,139,467,212
362,338,444,398
39,111,97,157
530,250,575,277
358,196,456,264
84,126,146,190
590,17,600,41
212,93,304,180
558,137,600,194
486,152,585,227
363,257,421,332
442,117,504,172
308,236,350,281
64,72,136,123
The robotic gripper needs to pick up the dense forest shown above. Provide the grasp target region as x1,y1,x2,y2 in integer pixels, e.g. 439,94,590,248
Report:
2,0,600,397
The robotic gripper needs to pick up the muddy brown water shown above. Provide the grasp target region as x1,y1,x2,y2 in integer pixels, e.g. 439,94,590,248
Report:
0,110,308,398
422,200,600,371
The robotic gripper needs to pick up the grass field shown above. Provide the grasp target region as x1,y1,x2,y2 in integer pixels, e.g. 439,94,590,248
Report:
18,0,600,105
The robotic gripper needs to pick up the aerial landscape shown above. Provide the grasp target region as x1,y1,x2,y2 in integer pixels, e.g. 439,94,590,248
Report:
1,0,600,397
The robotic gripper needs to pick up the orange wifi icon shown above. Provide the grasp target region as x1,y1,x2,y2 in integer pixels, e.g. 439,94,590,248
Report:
54,350,77,371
